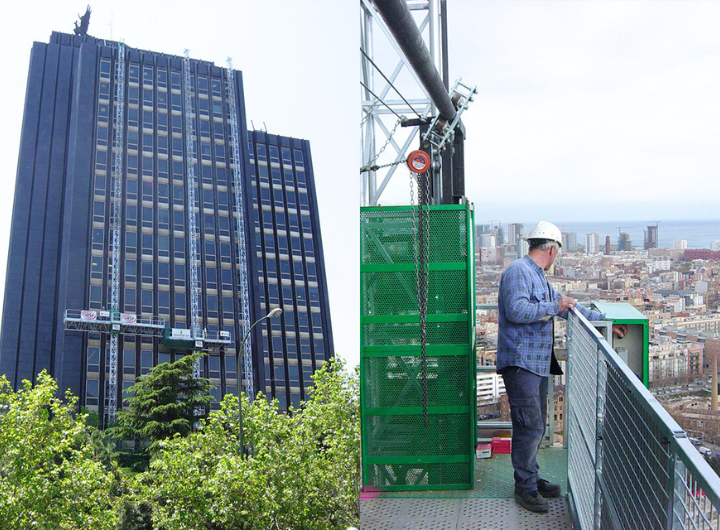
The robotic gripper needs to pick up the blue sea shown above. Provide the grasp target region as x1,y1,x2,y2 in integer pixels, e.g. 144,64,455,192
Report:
509,220,720,250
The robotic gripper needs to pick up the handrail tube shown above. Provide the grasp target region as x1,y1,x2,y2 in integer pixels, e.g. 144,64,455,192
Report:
371,0,457,122
567,307,720,529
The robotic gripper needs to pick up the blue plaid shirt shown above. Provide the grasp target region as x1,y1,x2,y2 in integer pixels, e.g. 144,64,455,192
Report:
497,255,605,377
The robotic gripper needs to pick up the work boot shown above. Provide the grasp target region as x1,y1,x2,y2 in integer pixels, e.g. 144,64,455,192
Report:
515,490,549,513
537,478,562,498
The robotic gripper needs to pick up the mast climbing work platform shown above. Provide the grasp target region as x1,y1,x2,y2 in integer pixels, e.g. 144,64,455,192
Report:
226,58,253,400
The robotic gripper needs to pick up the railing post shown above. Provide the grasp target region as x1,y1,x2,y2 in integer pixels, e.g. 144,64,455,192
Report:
670,455,685,530
594,343,605,530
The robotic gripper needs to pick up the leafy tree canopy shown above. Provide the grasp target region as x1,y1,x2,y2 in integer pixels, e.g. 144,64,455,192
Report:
112,351,212,452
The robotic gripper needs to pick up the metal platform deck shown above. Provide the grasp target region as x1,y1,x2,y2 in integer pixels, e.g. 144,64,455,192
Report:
360,448,575,529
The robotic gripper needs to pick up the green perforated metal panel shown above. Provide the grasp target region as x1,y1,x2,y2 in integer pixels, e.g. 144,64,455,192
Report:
360,205,476,491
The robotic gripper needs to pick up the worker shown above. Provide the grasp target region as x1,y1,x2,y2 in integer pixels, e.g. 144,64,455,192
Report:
497,220,605,513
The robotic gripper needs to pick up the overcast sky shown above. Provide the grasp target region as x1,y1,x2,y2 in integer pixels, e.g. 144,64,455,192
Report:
0,1,719,369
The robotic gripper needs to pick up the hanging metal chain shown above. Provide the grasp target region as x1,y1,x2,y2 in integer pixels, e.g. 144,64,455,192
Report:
410,169,431,426
360,119,401,173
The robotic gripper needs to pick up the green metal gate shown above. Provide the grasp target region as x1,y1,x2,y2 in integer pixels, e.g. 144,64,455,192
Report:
360,204,476,491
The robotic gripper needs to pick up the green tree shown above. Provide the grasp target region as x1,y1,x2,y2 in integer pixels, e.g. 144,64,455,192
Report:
113,351,212,455
0,372,117,529
138,357,361,530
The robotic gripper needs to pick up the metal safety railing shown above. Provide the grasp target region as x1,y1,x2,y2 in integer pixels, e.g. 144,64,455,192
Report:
566,308,720,530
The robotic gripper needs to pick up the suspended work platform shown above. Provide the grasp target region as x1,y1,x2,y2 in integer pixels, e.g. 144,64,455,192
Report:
63,309,232,351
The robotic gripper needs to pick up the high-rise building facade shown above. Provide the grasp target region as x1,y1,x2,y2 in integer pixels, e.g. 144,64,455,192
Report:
586,233,599,255
0,32,333,417
618,232,632,251
561,232,577,252
644,225,658,250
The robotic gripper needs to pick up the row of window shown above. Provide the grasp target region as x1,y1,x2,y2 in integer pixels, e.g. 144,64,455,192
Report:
101,58,226,99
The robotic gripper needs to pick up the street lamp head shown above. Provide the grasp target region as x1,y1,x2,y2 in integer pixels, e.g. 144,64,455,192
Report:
267,307,283,318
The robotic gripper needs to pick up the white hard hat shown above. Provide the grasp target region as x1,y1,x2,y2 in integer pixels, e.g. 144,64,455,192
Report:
527,221,562,247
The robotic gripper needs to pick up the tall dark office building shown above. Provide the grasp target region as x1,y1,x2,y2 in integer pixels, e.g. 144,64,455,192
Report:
0,32,333,417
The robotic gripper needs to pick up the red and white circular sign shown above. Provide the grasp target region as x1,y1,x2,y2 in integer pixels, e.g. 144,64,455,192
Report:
406,150,431,174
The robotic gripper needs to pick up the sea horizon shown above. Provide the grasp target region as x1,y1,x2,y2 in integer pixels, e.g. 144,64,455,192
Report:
477,219,720,250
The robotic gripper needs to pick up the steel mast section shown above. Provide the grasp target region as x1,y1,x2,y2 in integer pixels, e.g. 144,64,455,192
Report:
361,0,475,206
225,59,254,401
183,50,203,377
107,41,126,424
360,0,438,206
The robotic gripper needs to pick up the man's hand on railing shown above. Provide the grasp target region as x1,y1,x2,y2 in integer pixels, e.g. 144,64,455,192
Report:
557,296,576,313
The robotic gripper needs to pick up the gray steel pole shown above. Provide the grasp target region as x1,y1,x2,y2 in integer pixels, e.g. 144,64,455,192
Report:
372,0,456,123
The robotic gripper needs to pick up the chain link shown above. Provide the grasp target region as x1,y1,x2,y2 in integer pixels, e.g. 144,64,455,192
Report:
360,119,401,173
410,169,431,426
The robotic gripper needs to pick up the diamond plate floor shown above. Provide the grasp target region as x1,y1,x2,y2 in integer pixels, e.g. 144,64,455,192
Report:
360,448,575,529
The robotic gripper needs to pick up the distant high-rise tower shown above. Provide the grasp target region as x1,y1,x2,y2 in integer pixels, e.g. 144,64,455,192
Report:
605,236,612,254
644,225,658,250
496,225,505,246
618,232,632,251
586,233,599,255
0,32,333,417
561,232,577,252
508,222,525,252
673,239,688,250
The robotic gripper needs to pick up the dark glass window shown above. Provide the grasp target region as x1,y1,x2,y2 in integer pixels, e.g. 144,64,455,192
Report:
158,234,169,258
171,70,181,91
173,210,185,231
203,214,215,236
280,259,291,280
222,297,234,319
92,228,104,252
174,236,185,259
128,109,140,128
142,233,153,257
126,178,138,201
124,288,136,312
141,290,153,313
158,112,168,132
174,292,186,316
142,206,153,228
141,350,153,375
141,261,153,284
174,263,186,287
126,204,137,226
87,346,100,373
125,231,137,254
128,63,140,83
158,289,170,313
97,126,108,147
95,150,107,172
158,208,169,230
158,262,170,286
90,256,103,280
128,86,139,105
219,241,232,265
206,267,217,290
221,268,233,291
86,379,99,406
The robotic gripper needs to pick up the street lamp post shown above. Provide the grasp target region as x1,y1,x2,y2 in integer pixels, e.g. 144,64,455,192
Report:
237,307,282,453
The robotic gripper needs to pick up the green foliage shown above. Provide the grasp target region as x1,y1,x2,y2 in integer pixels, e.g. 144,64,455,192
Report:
0,372,117,529
139,357,361,529
0,356,361,529
112,351,212,453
